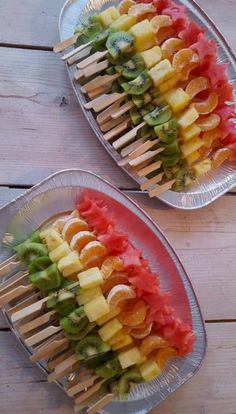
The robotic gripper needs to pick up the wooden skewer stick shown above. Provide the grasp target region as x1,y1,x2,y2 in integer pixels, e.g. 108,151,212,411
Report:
120,137,145,158
48,349,74,370
30,334,69,363
0,253,17,269
48,361,80,383
111,100,134,119
74,379,106,405
54,33,81,54
0,283,35,308
81,74,119,94
87,394,114,414
7,292,40,317
100,116,129,133
112,122,145,150
77,51,107,70
103,119,130,142
88,84,112,100
85,92,127,113
96,97,125,126
137,160,162,177
67,374,98,397
118,138,157,167
149,179,176,197
0,271,28,295
0,259,21,278
67,47,91,66
48,354,78,382
24,324,62,347
75,60,109,81
129,147,164,167
62,40,93,61
19,310,57,335
140,172,164,191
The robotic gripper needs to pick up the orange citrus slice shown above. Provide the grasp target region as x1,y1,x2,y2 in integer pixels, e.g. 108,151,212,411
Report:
196,114,221,131
212,148,232,169
155,347,178,369
79,240,107,268
151,15,172,32
118,0,136,14
202,128,222,148
102,272,128,294
140,335,169,356
192,92,219,115
155,26,175,45
173,49,199,81
185,76,210,99
62,218,88,243
70,231,96,252
101,256,124,279
118,299,147,327
129,322,153,339
161,37,184,60
107,284,136,309
128,3,156,17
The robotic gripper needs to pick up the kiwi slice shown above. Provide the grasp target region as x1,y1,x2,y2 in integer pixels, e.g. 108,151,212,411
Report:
29,263,62,292
85,353,109,369
160,153,180,168
138,124,152,139
144,106,172,127
60,307,89,334
154,119,179,144
112,81,123,93
65,322,96,341
162,140,180,156
28,256,52,274
75,335,111,361
140,104,155,117
47,288,77,316
30,231,42,244
172,168,195,192
106,66,116,75
132,96,143,109
92,29,112,50
118,369,143,399
121,71,152,96
129,108,142,126
95,355,121,379
115,54,145,80
106,31,134,60
15,242,48,265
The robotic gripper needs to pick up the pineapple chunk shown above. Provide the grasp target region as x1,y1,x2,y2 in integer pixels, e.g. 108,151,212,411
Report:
193,159,212,177
149,59,175,86
96,307,121,326
100,7,120,26
49,241,71,263
186,150,200,165
136,355,147,365
45,229,63,252
140,360,161,381
118,347,142,369
178,107,199,129
39,227,54,243
158,73,181,93
112,335,133,350
78,267,103,290
108,329,126,346
141,46,162,69
164,88,190,113
111,14,136,31
130,19,155,52
84,295,109,322
57,251,83,277
77,286,102,306
98,318,123,342
180,137,203,157
182,123,201,142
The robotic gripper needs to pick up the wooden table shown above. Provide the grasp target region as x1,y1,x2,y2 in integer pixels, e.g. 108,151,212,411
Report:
0,1,236,413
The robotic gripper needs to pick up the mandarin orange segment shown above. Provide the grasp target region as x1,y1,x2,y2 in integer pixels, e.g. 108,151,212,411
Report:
155,26,175,45
198,146,211,159
79,240,107,268
128,3,156,17
118,0,136,14
118,299,147,327
212,148,232,169
173,49,199,81
202,128,222,148
191,92,219,115
101,256,124,279
129,322,153,339
62,218,88,243
70,231,96,252
140,335,169,356
151,15,172,32
102,272,128,294
161,37,184,60
185,76,210,99
107,284,136,309
196,114,221,131
155,347,178,369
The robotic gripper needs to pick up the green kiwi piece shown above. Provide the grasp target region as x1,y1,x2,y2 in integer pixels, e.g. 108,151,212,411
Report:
15,242,48,265
92,29,112,50
154,119,179,143
60,307,89,334
115,54,145,80
28,256,52,274
75,335,111,361
162,140,180,156
64,322,96,341
29,263,62,292
106,31,134,60
118,369,143,399
112,81,123,93
144,106,172,127
47,288,77,316
121,71,152,96
30,231,42,244
85,353,110,369
106,66,116,75
140,104,155,117
95,355,121,379
132,96,144,109
160,153,180,168
172,168,195,192
129,108,142,125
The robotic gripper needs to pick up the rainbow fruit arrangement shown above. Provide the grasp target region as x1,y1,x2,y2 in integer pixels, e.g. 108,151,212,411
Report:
4,192,195,406
55,0,236,195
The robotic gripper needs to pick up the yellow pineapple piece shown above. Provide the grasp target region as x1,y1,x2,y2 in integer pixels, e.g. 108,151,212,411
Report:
49,241,71,263
108,329,126,346
149,59,175,86
182,123,201,142
193,159,212,177
158,73,181,93
140,360,161,381
130,19,155,52
118,347,142,369
112,335,133,350
141,46,162,69
136,355,147,365
180,137,203,158
110,14,136,31
186,150,200,165
178,107,199,129
98,318,123,342
45,229,63,252
164,87,190,113
77,286,102,306
57,251,83,277
84,295,109,322
96,307,121,326
39,227,54,243
100,7,120,26
78,267,103,290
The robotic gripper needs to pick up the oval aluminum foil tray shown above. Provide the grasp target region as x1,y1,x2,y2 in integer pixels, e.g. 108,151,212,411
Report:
58,0,236,209
0,169,206,413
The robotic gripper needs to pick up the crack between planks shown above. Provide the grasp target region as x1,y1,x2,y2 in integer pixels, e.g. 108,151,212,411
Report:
0,42,52,52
